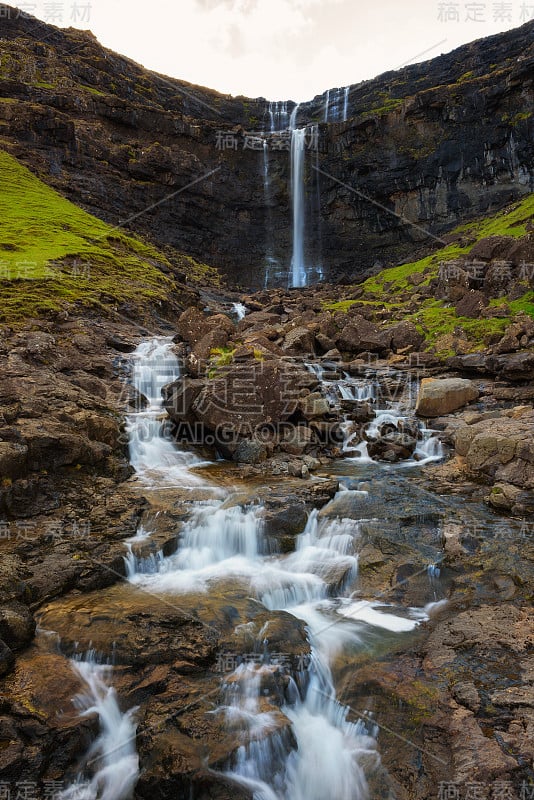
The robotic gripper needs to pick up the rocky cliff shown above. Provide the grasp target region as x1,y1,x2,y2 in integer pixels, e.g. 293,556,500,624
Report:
0,8,532,287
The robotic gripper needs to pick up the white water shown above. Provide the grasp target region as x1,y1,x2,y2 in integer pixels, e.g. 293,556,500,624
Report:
232,301,247,321
59,659,139,800
325,87,350,123
61,346,442,800
290,127,307,288
126,338,207,486
129,490,432,799
269,100,289,132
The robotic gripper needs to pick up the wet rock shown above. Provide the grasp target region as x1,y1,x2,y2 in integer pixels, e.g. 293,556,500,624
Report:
233,439,268,464
416,378,479,417
0,603,36,650
367,432,417,462
280,425,316,456
0,639,15,676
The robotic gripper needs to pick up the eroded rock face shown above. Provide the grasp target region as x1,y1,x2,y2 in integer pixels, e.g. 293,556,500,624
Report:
454,409,534,491
0,13,532,285
416,378,479,417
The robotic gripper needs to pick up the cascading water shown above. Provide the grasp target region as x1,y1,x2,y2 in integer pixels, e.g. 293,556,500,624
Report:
126,338,207,486
59,658,139,800
290,126,307,288
232,301,247,321
128,486,433,799
269,100,289,132
325,87,350,122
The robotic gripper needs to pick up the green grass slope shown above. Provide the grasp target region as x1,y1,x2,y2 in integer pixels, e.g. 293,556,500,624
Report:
0,149,184,323
324,193,534,356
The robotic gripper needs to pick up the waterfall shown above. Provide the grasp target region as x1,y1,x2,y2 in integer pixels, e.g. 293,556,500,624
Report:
263,140,279,287
126,338,207,486
290,126,307,288
269,100,289,132
324,89,330,122
343,86,349,121
58,658,139,800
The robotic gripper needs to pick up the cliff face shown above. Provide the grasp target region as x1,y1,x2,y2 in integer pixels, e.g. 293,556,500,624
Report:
0,8,532,287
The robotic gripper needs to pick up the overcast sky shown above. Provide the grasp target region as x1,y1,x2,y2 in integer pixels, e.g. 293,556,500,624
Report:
35,0,529,100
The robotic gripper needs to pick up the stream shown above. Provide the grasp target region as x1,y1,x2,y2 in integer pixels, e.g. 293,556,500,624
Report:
37,336,522,800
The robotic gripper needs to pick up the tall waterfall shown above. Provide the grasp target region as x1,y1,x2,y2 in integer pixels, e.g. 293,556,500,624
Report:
290,126,307,288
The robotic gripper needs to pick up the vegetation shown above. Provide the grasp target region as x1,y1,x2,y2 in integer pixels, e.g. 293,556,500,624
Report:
323,193,534,357
0,149,178,323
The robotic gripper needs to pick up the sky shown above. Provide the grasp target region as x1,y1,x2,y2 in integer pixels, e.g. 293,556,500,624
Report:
29,0,530,100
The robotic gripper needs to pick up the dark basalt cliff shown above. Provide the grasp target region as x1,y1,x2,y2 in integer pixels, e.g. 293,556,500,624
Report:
0,8,532,286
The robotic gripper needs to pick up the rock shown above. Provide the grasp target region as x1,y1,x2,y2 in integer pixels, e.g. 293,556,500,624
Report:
455,412,534,491
493,314,534,355
416,378,479,417
0,442,28,479
455,290,487,318
367,432,417,462
336,316,388,354
0,639,15,676
192,360,308,439
486,351,534,381
451,680,480,712
298,393,330,419
233,439,268,464
282,326,316,355
0,603,36,650
386,321,424,353
176,307,210,346
280,425,316,456
192,328,229,362
163,376,205,427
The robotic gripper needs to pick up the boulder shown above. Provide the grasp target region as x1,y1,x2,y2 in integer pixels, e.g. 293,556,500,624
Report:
298,393,330,419
163,377,205,426
367,432,417,462
386,321,424,353
0,603,36,650
192,360,309,438
454,412,534,490
336,316,389,354
176,307,210,346
282,326,316,355
416,378,479,417
233,439,268,464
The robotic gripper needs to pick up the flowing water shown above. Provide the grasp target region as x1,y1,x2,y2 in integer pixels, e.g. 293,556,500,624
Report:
58,658,139,800
52,340,466,799
290,127,307,288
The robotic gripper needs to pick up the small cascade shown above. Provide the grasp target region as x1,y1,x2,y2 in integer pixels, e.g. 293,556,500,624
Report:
59,658,139,800
129,480,437,798
268,100,289,132
324,87,350,122
126,338,207,486
232,301,247,321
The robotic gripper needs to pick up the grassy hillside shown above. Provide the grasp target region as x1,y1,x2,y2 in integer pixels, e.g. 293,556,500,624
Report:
325,193,534,356
0,149,185,323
